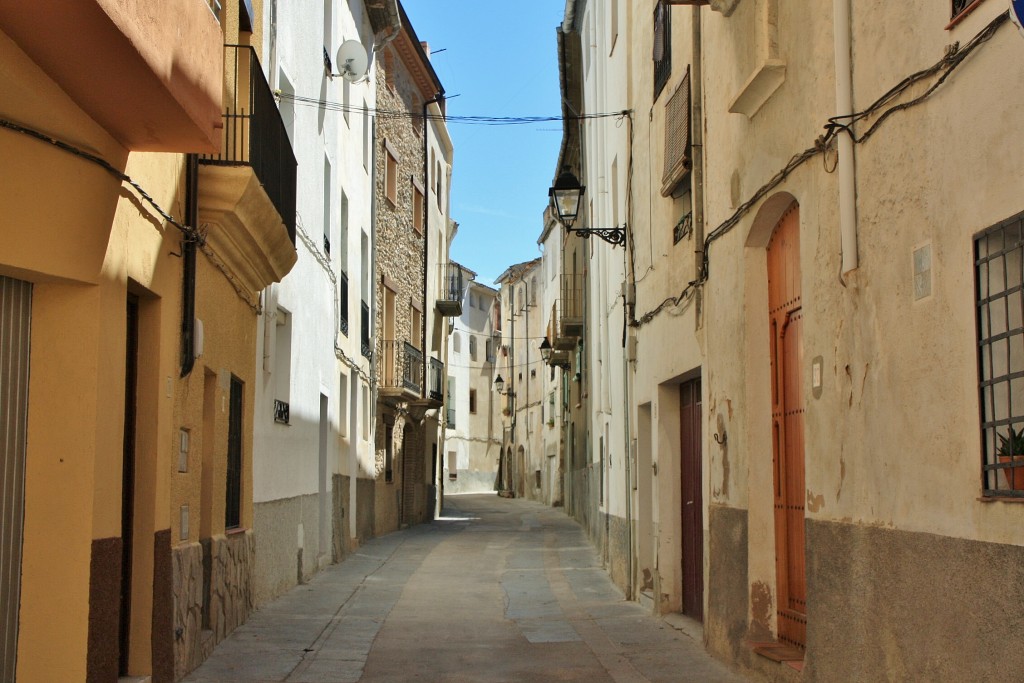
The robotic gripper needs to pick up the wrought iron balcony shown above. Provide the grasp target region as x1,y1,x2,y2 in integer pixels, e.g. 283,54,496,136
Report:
339,271,349,336
361,301,371,359
436,263,463,316
379,341,422,401
201,44,297,244
428,357,444,402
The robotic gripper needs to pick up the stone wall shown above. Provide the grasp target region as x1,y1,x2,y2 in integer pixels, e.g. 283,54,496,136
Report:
172,531,255,680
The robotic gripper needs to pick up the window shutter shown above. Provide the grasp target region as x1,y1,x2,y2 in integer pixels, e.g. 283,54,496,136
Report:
661,67,691,196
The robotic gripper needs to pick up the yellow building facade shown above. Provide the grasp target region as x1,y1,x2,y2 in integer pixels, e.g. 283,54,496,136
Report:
0,1,295,680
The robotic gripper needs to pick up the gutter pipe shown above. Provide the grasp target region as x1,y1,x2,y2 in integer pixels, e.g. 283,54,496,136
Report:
834,0,858,273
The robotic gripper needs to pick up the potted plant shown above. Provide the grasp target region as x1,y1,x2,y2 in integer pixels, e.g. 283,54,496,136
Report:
996,426,1024,490
547,419,555,428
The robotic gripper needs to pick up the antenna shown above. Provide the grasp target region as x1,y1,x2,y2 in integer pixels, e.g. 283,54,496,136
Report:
333,40,368,82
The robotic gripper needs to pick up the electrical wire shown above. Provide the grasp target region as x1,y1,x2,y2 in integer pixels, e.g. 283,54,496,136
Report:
280,93,632,127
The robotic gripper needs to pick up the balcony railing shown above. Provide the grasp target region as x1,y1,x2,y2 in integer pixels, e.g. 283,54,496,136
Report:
380,341,422,394
436,262,463,316
339,271,349,336
428,357,444,402
361,301,371,359
201,44,297,244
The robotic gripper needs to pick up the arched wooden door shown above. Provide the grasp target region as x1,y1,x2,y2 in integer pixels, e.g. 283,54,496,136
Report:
767,204,807,649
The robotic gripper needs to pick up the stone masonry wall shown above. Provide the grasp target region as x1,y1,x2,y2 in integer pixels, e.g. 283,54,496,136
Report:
172,531,255,680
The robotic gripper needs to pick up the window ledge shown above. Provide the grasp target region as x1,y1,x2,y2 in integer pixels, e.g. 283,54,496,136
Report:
978,495,1024,504
729,59,786,119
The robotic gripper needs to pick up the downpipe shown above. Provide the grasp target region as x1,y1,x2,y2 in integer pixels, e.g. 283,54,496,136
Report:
834,0,858,273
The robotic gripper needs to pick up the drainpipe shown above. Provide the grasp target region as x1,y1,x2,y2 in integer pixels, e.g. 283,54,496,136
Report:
692,9,705,274
834,0,858,273
180,154,198,377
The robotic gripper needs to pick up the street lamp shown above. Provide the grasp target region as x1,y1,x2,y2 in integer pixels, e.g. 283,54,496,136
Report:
494,375,515,397
549,169,626,247
539,337,552,363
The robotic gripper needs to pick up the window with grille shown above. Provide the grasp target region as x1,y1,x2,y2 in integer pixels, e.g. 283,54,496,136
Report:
226,376,244,529
653,1,671,100
952,0,981,20
662,67,691,196
975,210,1024,497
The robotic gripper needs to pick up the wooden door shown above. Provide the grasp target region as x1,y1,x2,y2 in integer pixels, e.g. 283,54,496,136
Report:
767,205,807,649
680,378,703,621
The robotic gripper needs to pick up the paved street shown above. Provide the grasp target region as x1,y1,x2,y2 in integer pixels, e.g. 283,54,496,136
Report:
185,494,747,683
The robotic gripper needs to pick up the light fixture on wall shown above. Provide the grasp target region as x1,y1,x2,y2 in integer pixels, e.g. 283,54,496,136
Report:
494,374,515,397
539,337,552,363
549,169,626,247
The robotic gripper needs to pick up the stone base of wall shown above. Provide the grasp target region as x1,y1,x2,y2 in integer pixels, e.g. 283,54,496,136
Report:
606,513,630,595
172,531,254,681
356,477,375,542
805,520,1024,682
706,505,749,666
253,494,333,607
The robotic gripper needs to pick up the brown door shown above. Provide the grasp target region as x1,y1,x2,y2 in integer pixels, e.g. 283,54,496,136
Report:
680,378,703,621
767,204,807,649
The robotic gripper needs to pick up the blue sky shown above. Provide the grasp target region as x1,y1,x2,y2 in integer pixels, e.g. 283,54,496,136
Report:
402,1,564,285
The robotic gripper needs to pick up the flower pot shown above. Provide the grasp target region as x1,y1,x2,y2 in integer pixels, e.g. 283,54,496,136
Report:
998,454,1024,490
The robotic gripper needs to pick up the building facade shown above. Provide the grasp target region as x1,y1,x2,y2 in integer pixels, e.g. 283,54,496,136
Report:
372,3,452,534
444,265,503,493
0,1,297,681
547,0,1024,680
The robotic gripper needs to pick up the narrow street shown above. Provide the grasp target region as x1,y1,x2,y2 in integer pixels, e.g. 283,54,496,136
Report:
184,494,746,683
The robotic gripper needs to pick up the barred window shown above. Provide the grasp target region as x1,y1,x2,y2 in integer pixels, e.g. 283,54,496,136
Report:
975,211,1024,497
653,0,671,100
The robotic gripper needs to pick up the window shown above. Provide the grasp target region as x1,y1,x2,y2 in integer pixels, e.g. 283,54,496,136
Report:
486,339,494,363
339,373,349,437
446,376,456,428
411,304,422,350
339,189,349,267
976,211,1024,497
436,160,443,209
323,156,332,256
469,291,477,308
469,389,477,414
226,376,244,529
448,451,457,480
339,270,349,335
385,422,394,482
362,100,370,172
952,0,983,21
413,183,424,233
274,307,291,424
469,336,477,360
653,1,671,100
385,143,399,205
452,332,460,354
663,67,691,196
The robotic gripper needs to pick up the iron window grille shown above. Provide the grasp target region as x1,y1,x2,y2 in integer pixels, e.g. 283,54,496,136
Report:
975,211,1024,498
274,398,290,425
428,357,444,401
952,0,979,20
653,1,672,100
673,211,693,245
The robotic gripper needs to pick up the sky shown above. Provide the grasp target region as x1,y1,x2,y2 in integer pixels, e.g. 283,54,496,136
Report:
402,1,565,286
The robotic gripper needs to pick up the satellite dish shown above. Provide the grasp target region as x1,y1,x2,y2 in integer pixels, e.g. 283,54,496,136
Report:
336,40,368,82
